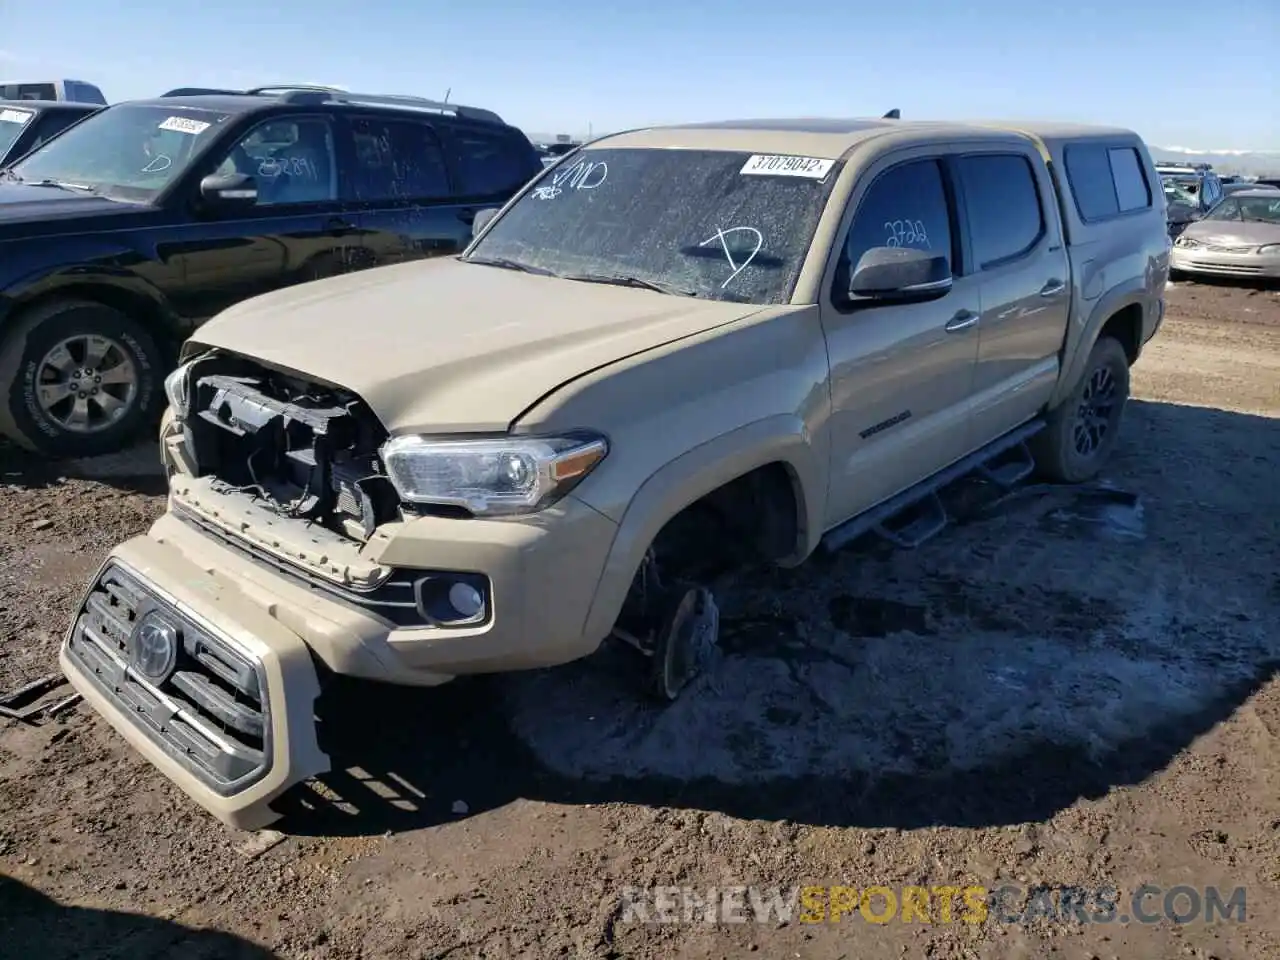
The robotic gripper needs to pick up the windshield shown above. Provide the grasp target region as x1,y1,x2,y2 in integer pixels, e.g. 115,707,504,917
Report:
1206,196,1280,224
0,106,34,157
1161,176,1199,206
465,147,842,304
8,103,233,200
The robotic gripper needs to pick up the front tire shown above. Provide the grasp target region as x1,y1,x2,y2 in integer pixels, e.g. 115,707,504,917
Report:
0,300,164,458
1032,335,1130,483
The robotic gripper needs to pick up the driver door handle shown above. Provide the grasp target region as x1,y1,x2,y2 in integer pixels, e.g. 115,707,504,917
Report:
1040,278,1066,297
945,310,979,333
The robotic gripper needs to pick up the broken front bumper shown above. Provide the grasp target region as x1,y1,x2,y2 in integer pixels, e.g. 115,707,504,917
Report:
60,539,329,830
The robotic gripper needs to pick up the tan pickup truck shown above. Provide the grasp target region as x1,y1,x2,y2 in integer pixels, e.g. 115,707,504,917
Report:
60,117,1169,828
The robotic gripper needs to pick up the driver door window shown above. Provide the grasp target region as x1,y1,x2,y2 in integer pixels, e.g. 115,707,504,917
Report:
214,116,340,206
837,159,953,295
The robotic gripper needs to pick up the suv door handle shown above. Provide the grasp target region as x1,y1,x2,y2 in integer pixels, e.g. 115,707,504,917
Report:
945,310,979,333
326,216,356,232
1040,279,1066,297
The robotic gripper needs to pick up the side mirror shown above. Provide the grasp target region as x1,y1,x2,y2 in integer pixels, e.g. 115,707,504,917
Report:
472,207,499,238
848,246,952,303
199,172,258,212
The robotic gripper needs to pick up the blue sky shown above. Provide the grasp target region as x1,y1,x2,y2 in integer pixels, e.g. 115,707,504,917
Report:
2,0,1276,150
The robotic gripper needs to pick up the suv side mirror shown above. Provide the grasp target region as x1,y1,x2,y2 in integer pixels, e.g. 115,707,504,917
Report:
472,207,499,238
848,246,952,303
199,172,258,212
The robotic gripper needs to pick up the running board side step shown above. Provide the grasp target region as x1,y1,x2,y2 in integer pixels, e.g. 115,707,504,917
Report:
821,419,1045,553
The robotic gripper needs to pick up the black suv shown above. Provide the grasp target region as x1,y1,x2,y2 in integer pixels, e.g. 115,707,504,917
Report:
0,100,100,167
0,85,542,457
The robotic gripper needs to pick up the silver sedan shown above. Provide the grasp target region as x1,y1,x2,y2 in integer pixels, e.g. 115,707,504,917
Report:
1170,189,1280,281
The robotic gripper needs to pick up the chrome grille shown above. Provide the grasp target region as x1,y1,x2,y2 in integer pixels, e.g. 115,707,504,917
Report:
64,563,271,795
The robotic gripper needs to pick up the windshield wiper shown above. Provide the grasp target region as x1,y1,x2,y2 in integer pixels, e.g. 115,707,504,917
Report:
561,273,699,297
463,256,555,276
25,178,98,194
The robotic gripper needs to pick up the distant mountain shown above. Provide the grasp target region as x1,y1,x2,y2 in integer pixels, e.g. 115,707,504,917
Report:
1150,147,1280,177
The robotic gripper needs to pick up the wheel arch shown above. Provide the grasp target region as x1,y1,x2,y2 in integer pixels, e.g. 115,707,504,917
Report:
580,415,824,645
1051,287,1147,409
2,280,184,366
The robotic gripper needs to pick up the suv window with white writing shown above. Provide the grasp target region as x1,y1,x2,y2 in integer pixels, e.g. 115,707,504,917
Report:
467,148,841,305
842,159,952,278
215,117,339,206
352,118,450,201
450,127,531,197
958,154,1045,269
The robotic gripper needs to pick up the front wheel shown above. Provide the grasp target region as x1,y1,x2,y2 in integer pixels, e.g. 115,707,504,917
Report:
0,300,165,458
647,585,720,702
1032,335,1131,483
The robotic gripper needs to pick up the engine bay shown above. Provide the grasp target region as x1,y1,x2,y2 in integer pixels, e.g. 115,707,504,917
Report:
180,352,401,542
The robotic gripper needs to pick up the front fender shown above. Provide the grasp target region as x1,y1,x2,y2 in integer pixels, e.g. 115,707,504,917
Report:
580,414,824,643
0,233,181,339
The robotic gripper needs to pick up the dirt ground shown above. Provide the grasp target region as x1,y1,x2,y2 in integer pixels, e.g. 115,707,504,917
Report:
1,281,1278,960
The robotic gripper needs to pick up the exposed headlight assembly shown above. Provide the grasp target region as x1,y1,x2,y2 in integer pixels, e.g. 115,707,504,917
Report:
380,433,608,516
163,361,193,420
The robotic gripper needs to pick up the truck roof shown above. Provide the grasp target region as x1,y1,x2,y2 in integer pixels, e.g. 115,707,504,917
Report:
593,117,1141,160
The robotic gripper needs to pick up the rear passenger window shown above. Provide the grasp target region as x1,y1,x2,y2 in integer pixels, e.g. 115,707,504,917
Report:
1108,148,1150,211
449,127,531,197
351,118,451,201
957,154,1044,268
841,159,952,280
1064,144,1153,221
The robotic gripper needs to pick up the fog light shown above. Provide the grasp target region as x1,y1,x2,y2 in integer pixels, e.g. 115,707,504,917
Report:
448,582,484,619
414,575,489,625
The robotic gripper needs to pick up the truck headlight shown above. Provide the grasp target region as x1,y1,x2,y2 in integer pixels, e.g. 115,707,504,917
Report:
163,362,193,420
380,433,608,516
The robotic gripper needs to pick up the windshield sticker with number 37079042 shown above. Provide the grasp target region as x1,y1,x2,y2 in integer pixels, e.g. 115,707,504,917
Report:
158,116,211,136
740,154,835,179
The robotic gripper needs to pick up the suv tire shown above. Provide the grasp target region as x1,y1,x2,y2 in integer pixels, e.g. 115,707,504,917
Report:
1031,335,1130,483
0,299,164,458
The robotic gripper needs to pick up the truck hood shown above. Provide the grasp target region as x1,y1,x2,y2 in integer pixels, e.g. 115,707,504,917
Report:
191,256,765,435
0,181,140,224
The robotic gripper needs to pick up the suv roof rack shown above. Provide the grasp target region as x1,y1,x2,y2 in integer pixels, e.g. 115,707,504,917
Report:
160,86,247,97
244,84,347,96
282,90,501,126
259,85,504,125
157,83,506,125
